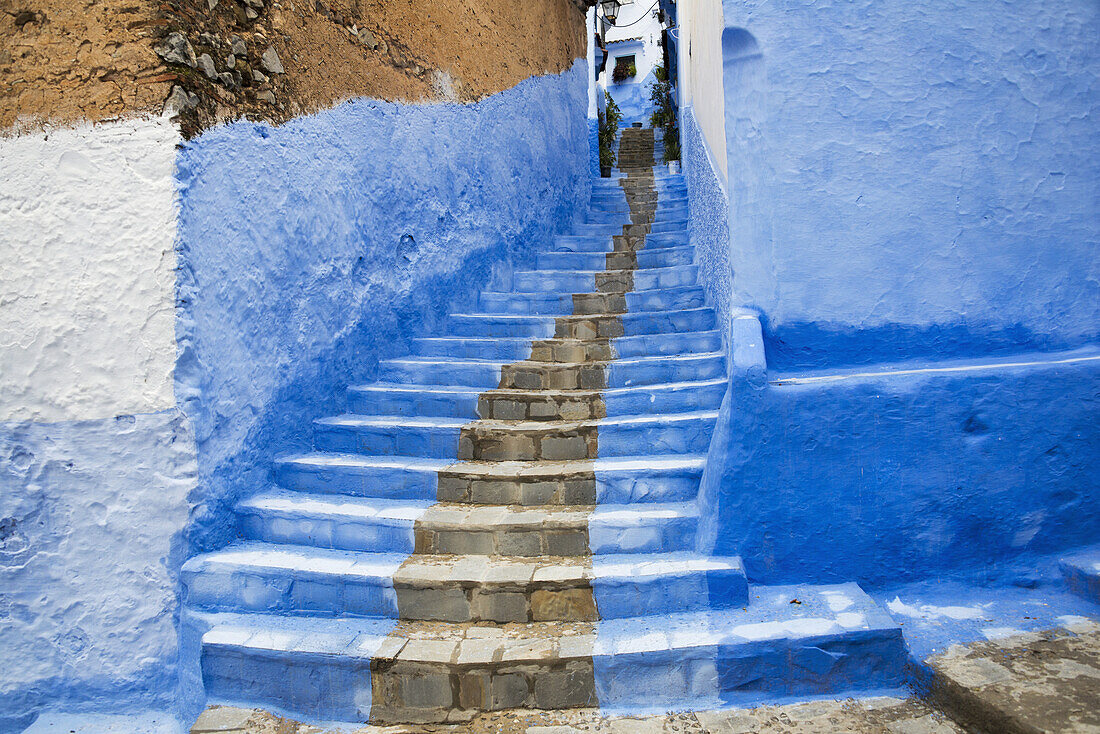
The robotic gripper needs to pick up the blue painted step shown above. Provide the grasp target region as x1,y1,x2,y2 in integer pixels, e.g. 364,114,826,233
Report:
273,453,707,504
240,490,700,556
378,357,503,387
313,415,464,458
593,583,906,713
409,330,722,361
238,491,430,554
346,383,481,417
537,246,694,271
411,336,534,360
479,285,705,315
274,454,445,500
446,306,715,338
375,352,723,390
551,231,687,252
1060,545,1100,604
512,264,699,293
189,611,391,722
603,378,727,415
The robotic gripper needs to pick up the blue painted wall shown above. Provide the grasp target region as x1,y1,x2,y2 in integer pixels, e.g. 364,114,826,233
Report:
175,59,590,563
720,0,1100,369
0,412,196,730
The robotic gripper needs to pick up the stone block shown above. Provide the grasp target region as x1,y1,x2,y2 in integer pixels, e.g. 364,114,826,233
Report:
499,530,542,556
546,530,588,556
457,671,490,709
530,588,597,621
490,672,531,710
541,435,590,461
401,671,454,708
395,586,470,622
520,481,560,505
436,529,494,555
475,590,529,623
471,480,516,504
533,667,597,708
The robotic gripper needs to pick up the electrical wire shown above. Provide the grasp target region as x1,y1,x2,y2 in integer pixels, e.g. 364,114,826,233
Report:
602,0,661,29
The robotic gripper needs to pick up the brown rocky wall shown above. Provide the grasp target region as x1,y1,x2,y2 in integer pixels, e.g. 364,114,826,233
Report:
1,0,587,136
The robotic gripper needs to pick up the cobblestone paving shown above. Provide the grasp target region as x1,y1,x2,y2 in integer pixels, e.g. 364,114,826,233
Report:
190,697,963,733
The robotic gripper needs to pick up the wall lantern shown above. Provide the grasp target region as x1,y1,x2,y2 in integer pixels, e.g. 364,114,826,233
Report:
600,0,621,24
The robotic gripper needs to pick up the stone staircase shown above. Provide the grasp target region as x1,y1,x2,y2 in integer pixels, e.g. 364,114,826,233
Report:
180,127,907,724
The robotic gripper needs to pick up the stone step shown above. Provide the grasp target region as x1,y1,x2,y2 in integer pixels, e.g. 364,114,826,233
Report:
238,492,698,557
446,306,714,339
479,285,705,316
374,352,723,396
497,352,726,391
436,455,705,506
194,583,902,723
410,330,721,361
274,452,706,505
181,543,747,621
537,246,694,271
415,502,698,557
347,383,481,418
479,377,726,421
456,411,719,461
551,308,716,339
512,264,698,293
393,551,747,623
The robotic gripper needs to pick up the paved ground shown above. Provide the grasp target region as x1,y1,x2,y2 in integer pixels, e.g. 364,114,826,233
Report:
190,696,962,734
188,622,1100,734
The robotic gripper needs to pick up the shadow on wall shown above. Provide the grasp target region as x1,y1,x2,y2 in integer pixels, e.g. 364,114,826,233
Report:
173,60,590,562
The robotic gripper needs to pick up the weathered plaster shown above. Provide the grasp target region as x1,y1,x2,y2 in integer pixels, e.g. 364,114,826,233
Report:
0,411,196,728
0,117,181,422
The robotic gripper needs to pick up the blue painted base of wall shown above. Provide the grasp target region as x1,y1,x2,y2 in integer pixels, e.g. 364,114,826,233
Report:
1060,545,1100,605
702,342,1100,587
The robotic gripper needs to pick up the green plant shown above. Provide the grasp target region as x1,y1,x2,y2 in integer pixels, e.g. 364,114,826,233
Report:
598,91,623,171
612,58,637,83
648,65,680,163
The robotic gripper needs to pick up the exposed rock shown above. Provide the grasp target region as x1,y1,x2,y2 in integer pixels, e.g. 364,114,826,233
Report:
155,32,197,68
164,85,199,115
217,71,240,90
261,46,284,74
197,53,217,80
199,32,219,47
252,69,268,84
243,0,264,8
245,8,258,20
225,53,235,68
256,90,276,104
230,36,247,57
357,28,378,50
14,10,38,28
207,0,219,10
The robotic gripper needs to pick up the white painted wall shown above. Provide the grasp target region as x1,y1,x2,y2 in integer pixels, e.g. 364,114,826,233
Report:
678,0,727,180
0,117,181,422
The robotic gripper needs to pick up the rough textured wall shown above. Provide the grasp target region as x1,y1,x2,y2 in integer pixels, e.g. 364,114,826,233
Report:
0,118,180,422
705,348,1100,586
721,0,1100,368
0,412,196,729
176,60,590,555
1,0,585,136
0,115,196,728
683,107,732,349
